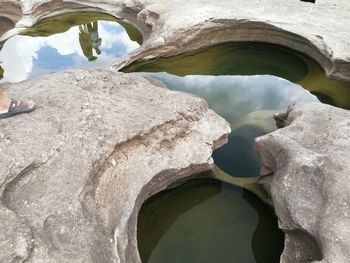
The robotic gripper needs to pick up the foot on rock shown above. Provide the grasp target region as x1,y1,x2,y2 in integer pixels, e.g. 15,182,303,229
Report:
0,99,36,119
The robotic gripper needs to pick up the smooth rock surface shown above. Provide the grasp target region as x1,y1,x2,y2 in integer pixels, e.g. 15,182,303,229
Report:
0,69,230,262
255,102,350,263
0,0,349,81
1,1,349,262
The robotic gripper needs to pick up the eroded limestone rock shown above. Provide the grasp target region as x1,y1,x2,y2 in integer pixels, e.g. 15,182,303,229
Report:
0,0,350,81
255,102,350,263
0,69,230,262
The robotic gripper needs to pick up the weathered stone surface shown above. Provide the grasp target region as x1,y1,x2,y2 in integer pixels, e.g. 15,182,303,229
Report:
0,0,349,81
0,69,230,262
255,102,350,263
1,1,349,262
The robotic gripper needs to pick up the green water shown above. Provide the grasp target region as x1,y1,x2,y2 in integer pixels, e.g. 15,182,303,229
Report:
136,72,318,177
126,43,350,177
138,178,284,263
3,14,344,262
133,42,350,263
124,43,350,109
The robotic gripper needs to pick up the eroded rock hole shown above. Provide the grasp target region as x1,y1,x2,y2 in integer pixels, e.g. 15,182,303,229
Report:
1,11,347,263
138,178,284,263
0,12,142,83
130,42,350,262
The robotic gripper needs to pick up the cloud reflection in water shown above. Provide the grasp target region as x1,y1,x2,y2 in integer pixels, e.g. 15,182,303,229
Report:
139,72,319,124
0,21,139,83
138,72,319,177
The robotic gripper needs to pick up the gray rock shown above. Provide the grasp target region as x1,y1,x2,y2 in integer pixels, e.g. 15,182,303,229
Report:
255,102,350,263
0,69,230,262
1,1,349,262
0,0,350,81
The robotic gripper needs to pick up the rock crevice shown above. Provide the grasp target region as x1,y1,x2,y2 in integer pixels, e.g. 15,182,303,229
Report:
255,102,350,263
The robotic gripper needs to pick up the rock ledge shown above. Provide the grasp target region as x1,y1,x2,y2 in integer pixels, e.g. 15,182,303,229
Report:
0,69,230,262
255,102,350,263
1,0,350,81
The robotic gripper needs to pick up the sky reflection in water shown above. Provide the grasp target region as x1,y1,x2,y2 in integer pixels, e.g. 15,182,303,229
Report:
139,72,319,177
0,21,139,83
138,179,284,263
138,73,316,262
0,17,297,263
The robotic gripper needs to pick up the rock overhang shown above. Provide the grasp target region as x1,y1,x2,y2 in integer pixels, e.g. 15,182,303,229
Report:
0,68,230,262
1,0,350,81
1,1,350,262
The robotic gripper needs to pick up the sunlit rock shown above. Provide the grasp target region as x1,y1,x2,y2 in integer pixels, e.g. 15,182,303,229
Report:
255,102,350,263
0,1,349,262
1,0,349,81
0,69,230,262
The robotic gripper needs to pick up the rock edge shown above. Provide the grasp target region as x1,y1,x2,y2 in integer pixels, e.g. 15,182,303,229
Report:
0,69,230,262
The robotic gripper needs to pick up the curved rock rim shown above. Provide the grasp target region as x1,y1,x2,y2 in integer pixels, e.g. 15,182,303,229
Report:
1,0,349,82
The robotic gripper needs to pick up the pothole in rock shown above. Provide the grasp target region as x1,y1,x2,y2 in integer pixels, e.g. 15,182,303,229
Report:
138,178,284,263
136,72,319,178
125,42,350,177
125,43,350,110
128,42,350,262
0,12,142,83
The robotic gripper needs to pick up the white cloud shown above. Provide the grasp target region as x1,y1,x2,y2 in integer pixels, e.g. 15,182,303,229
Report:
0,35,43,82
137,72,319,123
44,27,83,56
99,21,139,53
143,72,318,105
0,21,140,83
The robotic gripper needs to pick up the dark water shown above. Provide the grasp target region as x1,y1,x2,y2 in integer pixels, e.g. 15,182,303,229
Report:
0,12,141,83
2,15,335,263
138,179,284,263
136,72,318,177
127,43,350,177
125,43,350,109
134,43,350,263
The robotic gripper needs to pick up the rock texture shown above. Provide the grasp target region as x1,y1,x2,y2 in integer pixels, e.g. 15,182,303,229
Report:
0,0,350,81
0,69,230,262
1,1,350,262
255,102,350,263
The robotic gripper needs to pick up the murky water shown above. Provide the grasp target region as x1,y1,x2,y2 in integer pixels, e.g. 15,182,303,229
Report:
137,72,318,177
126,43,350,177
138,178,284,263
133,43,350,262
124,43,350,109
3,14,339,263
0,12,141,83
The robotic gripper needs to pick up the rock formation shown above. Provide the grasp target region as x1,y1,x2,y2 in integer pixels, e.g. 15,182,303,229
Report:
1,1,350,262
0,0,349,81
255,102,350,263
0,69,230,262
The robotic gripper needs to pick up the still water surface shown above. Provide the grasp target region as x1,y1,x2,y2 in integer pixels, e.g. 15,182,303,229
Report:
0,12,140,83
125,43,350,109
137,72,318,177
132,43,350,263
138,179,284,263
3,14,343,263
